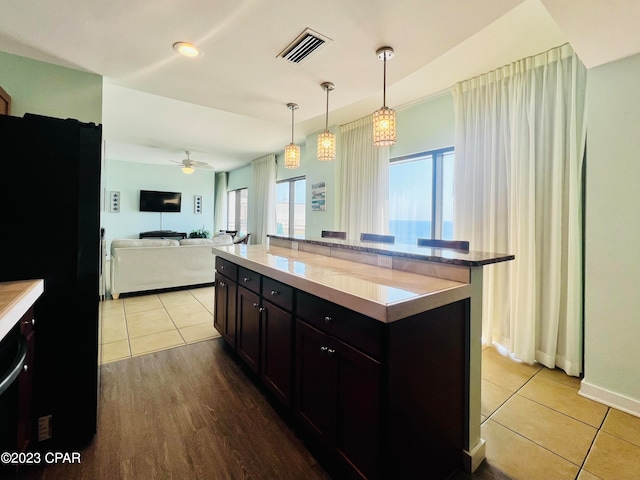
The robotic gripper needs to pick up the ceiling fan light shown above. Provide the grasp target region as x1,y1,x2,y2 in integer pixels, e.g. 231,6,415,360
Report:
317,130,336,161
181,166,195,174
284,143,300,169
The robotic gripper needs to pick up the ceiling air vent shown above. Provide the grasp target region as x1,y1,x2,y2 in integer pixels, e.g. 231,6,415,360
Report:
278,28,332,64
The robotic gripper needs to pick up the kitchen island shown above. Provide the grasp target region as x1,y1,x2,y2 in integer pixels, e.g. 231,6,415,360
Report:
212,236,513,479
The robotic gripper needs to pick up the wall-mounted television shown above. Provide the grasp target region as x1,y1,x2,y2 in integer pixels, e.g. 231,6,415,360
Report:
139,190,182,212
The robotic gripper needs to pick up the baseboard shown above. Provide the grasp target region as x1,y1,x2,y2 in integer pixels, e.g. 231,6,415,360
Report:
579,380,640,418
462,438,486,473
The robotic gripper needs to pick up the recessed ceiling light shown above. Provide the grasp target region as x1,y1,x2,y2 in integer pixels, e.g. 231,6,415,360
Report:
173,42,203,58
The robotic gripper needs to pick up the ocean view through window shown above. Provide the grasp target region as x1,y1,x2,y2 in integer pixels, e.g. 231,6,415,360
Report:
389,148,454,245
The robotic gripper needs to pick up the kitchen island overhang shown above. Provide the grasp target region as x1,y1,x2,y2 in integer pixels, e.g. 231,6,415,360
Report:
212,236,514,478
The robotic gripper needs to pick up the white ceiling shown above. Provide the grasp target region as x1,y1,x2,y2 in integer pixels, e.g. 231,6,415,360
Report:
1,0,639,172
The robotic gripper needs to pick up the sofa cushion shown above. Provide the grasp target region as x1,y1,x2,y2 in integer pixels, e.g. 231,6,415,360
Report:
211,234,234,245
111,239,179,255
179,238,215,245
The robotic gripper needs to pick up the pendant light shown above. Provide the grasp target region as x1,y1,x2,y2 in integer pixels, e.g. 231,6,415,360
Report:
284,103,300,169
317,82,336,161
372,46,396,147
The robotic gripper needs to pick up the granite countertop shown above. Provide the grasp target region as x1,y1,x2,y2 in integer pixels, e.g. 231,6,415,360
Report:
267,235,515,267
212,244,471,322
0,279,44,341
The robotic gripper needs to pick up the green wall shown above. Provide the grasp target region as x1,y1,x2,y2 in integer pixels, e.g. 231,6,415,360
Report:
583,52,640,413
0,50,103,124
390,93,455,158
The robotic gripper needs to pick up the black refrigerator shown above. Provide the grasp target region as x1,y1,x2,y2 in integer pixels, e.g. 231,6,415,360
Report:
0,113,101,449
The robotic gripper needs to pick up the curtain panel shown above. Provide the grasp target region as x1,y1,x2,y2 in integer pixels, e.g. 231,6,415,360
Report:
451,44,587,376
248,153,276,245
339,115,390,240
214,171,228,233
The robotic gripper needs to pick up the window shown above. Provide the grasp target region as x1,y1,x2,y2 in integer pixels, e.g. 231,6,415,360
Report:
276,177,306,238
388,148,454,244
227,188,248,233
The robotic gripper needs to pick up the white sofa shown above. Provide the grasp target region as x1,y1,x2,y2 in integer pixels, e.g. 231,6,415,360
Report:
110,236,233,299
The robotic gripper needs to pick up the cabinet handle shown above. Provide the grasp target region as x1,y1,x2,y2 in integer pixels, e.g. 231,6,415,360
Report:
31,319,35,326
253,302,259,308
270,290,279,296
320,346,328,353
258,307,266,312
243,277,250,282
324,316,332,323
220,265,225,270
23,364,29,372
327,348,336,356
219,281,227,288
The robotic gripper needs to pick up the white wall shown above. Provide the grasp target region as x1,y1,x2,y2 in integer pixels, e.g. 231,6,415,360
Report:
582,52,640,414
103,160,216,253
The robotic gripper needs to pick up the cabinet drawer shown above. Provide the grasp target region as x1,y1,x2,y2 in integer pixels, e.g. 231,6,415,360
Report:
262,277,294,312
238,267,261,294
297,291,382,359
215,256,237,281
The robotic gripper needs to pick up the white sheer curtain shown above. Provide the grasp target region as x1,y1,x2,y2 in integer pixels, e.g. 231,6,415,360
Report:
452,44,587,376
248,153,276,245
214,172,227,233
339,115,389,240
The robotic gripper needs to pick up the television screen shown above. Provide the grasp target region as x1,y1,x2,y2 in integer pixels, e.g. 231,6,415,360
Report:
139,190,182,212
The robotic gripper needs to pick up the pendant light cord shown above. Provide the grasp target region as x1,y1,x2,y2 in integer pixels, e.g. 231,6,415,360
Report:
325,88,330,131
291,106,294,143
382,54,387,108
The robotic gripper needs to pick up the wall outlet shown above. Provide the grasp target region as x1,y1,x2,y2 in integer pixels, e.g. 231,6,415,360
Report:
377,254,393,268
37,415,53,441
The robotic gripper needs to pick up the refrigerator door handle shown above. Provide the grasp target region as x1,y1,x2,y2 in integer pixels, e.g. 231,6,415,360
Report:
0,335,28,396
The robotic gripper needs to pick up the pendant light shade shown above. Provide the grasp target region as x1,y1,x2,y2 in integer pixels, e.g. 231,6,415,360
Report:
372,46,396,147
181,166,195,174
284,103,300,169
317,82,336,161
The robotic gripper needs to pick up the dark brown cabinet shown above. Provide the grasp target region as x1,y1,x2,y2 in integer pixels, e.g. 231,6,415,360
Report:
17,308,35,452
214,260,237,348
236,286,261,373
261,300,293,407
295,319,381,480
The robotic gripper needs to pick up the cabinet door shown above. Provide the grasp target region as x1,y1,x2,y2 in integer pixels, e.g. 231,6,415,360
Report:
261,300,293,407
214,272,237,348
236,286,261,373
295,319,337,447
334,337,381,480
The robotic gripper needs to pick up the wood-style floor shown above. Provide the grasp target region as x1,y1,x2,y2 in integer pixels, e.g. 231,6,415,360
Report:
17,337,510,480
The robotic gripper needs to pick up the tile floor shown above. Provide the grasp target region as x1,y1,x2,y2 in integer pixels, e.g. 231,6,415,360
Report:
481,344,640,480
100,289,640,480
100,286,220,363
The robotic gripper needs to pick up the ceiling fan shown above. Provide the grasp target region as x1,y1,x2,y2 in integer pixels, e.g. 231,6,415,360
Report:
171,151,214,174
